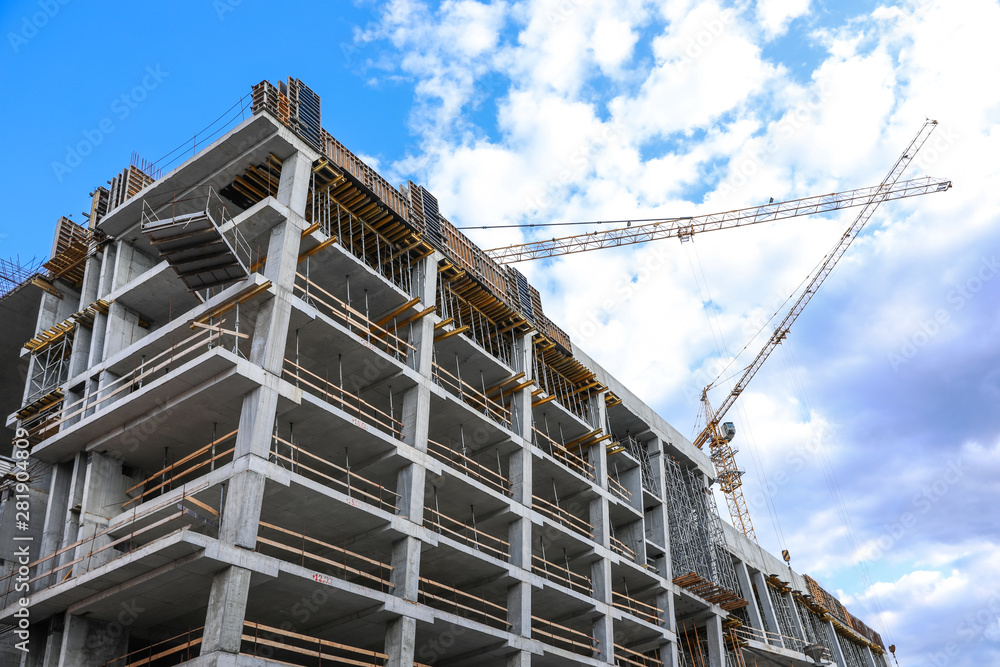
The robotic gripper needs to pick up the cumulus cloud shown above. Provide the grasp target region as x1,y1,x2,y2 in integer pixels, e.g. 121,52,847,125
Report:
756,0,811,39
355,1,1000,662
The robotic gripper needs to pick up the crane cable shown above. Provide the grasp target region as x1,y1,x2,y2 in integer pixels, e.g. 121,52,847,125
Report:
707,247,833,392
683,240,787,551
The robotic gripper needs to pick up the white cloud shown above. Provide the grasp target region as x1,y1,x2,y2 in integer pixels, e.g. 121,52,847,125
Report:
756,0,811,39
356,1,1000,659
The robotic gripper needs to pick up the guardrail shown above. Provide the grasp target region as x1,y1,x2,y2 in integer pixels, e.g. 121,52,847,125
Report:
293,272,415,364
122,429,237,509
424,506,510,561
612,590,663,625
22,321,244,445
418,577,510,630
426,438,511,496
532,427,596,481
614,643,661,667
531,494,594,539
0,490,217,609
731,623,827,657
531,615,598,657
270,434,399,512
531,554,592,595
432,362,512,429
256,521,394,593
282,358,403,437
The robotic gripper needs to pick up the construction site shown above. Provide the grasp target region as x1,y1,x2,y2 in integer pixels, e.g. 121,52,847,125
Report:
0,76,952,667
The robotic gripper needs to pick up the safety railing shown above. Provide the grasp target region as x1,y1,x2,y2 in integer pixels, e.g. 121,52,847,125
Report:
608,474,633,503
531,494,594,539
282,358,403,437
532,427,597,481
293,271,415,364
730,623,820,656
22,321,244,445
531,615,598,657
533,353,600,427
531,554,593,595
270,434,399,512
423,506,510,561
122,429,237,509
100,626,204,667
242,620,433,667
610,534,637,561
436,277,516,368
418,577,510,630
612,591,663,626
0,491,217,609
141,186,253,271
614,643,661,667
426,438,511,496
310,186,415,296
256,521,394,593
432,362,513,430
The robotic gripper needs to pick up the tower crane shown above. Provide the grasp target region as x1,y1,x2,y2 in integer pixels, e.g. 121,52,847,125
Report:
483,120,950,541
690,119,945,541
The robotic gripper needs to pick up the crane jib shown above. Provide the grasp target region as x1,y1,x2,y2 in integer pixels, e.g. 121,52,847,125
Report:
488,174,951,264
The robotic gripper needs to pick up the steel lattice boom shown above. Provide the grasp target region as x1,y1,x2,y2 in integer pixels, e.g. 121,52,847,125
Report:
486,175,951,264
692,120,948,541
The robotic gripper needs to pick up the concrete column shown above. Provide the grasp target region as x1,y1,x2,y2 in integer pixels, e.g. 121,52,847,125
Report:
36,614,65,667
276,150,314,216
397,252,437,450
660,637,680,667
218,469,267,548
505,650,531,667
827,622,847,667
385,252,438,667
231,163,306,466
735,561,765,632
75,452,131,572
507,447,532,638
593,613,614,663
201,565,252,655
55,454,86,575
385,616,417,667
862,646,878,667
751,570,783,647
589,446,611,550
408,252,438,378
56,614,129,667
39,462,73,565
506,576,531,637
389,535,421,601
507,334,534,640
511,333,534,442
705,615,725,667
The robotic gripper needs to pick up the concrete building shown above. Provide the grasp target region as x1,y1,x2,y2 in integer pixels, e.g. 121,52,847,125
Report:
0,77,891,667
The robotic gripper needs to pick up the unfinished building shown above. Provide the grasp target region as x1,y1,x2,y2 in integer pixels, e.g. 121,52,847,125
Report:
0,77,891,667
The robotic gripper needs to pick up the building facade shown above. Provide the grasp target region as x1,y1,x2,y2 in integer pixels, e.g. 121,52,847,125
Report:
0,78,889,667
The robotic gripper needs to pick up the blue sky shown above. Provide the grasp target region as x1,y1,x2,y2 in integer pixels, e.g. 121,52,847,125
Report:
3,1,999,664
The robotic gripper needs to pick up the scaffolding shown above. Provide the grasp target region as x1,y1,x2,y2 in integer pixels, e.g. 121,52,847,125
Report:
0,256,44,299
664,457,742,608
26,326,73,404
839,633,871,667
766,583,798,642
621,434,656,494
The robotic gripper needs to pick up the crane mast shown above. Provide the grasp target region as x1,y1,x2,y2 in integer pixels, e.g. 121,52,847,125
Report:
692,120,948,540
